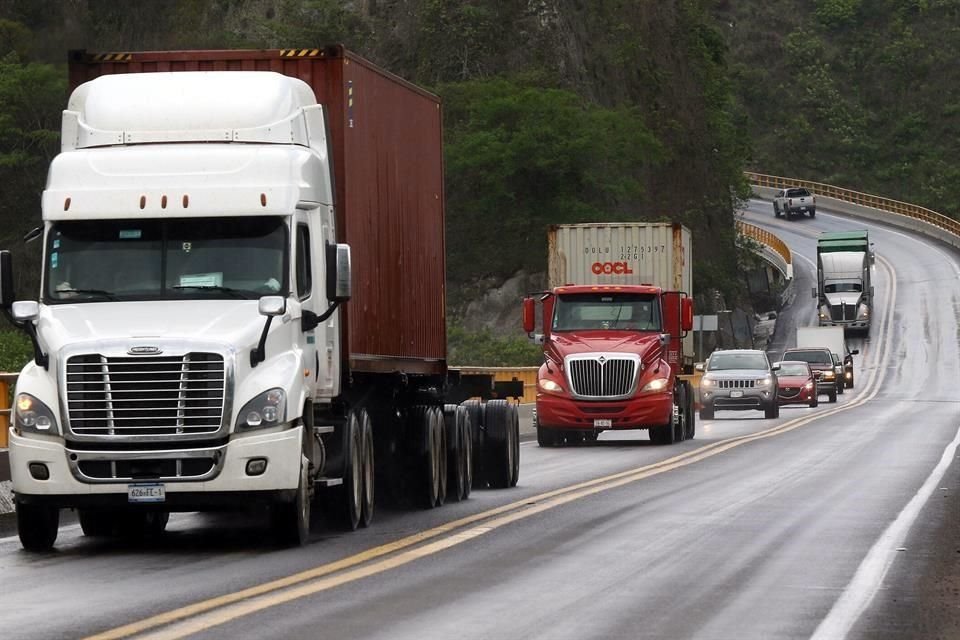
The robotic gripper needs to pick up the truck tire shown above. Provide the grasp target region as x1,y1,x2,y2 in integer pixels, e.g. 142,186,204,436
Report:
649,422,675,445
683,381,696,440
536,424,559,447
359,409,375,527
434,407,448,507
837,382,844,395
413,406,443,508
444,404,467,502
459,407,474,500
508,403,520,487
566,431,584,446
117,511,169,539
674,384,688,442
17,502,59,551
764,402,780,419
272,454,311,546
699,403,714,421
829,390,837,403
331,411,362,530
484,400,515,489
461,399,486,488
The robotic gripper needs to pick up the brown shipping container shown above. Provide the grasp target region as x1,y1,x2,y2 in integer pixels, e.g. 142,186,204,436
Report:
68,46,447,375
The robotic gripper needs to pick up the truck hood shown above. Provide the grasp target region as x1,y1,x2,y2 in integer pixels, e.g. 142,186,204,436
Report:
824,292,862,307
547,331,662,359
37,300,268,352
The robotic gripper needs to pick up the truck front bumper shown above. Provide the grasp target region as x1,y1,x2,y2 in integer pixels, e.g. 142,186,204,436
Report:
536,392,673,431
8,425,303,510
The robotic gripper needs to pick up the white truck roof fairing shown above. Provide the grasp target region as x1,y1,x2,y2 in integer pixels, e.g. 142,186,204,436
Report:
819,252,865,280
62,72,323,151
42,144,332,220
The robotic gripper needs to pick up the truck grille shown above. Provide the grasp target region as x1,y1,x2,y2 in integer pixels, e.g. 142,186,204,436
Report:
830,303,857,321
66,353,225,437
568,357,637,398
716,379,755,389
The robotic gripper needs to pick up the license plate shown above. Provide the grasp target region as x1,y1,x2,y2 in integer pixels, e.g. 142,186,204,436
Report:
128,483,165,503
730,390,744,398
593,419,612,428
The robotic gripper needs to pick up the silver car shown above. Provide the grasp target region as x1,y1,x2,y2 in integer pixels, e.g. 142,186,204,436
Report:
697,349,780,420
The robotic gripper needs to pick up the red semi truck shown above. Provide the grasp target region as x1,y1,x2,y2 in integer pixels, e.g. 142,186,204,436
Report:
522,223,695,446
4,46,520,551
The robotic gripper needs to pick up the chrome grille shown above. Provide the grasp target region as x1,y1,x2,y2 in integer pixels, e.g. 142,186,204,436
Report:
830,303,856,321
716,379,755,389
66,353,225,437
568,358,637,398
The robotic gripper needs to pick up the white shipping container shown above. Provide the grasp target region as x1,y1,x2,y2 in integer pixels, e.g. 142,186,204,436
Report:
547,222,693,361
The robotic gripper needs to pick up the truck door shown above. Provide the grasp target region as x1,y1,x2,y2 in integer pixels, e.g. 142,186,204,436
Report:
294,211,320,399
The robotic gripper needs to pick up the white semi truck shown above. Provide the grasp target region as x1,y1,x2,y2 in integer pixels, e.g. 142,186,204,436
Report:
3,47,520,551
813,230,873,334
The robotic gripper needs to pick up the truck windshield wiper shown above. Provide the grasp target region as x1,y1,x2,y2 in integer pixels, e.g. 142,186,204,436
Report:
56,288,117,300
172,285,253,299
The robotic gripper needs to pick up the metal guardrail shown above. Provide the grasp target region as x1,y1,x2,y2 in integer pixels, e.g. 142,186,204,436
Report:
736,219,793,279
455,366,538,404
746,171,960,239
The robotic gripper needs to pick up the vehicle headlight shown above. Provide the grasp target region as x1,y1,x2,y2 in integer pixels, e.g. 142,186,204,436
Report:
14,393,60,436
819,305,831,319
700,377,713,388
756,376,772,387
538,379,564,394
857,304,869,319
642,378,670,392
804,382,814,390
236,388,286,431
823,370,835,380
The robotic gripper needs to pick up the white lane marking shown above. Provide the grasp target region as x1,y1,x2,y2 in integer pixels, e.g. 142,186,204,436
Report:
811,424,960,640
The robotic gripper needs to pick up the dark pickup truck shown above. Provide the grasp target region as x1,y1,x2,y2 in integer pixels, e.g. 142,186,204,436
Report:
781,347,837,402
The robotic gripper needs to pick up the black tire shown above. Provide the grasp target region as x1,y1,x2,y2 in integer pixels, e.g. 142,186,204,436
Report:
117,511,169,539
566,431,585,446
674,384,688,442
846,374,854,389
837,383,844,395
829,390,837,403
684,381,696,440
413,406,442,508
333,411,362,529
809,208,816,218
764,402,780,419
78,509,115,537
809,395,818,408
359,409,375,527
774,203,781,217
460,408,474,500
484,400,514,489
435,407,448,507
537,425,559,447
17,502,59,551
507,403,520,488
444,404,467,502
700,403,714,421
272,454,310,545
649,422,675,445
461,399,486,488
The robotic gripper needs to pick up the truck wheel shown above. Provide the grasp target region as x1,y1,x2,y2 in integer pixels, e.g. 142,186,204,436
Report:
507,402,520,487
829,390,837,403
484,400,514,489
17,502,59,551
684,381,696,440
674,385,688,442
359,409,375,527
414,406,442,508
332,411,362,530
536,425,559,447
649,422,675,445
764,402,780,419
117,511,169,539
461,399,486,488
434,407,448,507
79,509,115,537
459,406,474,500
699,403,714,421
272,454,311,545
444,405,466,502
566,431,584,446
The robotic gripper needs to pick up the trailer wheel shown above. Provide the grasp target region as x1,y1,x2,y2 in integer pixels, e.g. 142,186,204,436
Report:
484,400,514,489
331,411,362,531
414,406,441,508
434,407,448,507
17,501,59,552
444,405,470,502
508,402,520,487
459,406,474,500
272,454,311,545
359,409,375,528
461,399,486,488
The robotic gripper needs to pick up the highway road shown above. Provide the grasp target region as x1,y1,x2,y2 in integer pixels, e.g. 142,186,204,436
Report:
1,200,958,639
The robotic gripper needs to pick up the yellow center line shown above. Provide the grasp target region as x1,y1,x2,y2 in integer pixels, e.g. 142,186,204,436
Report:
88,256,897,640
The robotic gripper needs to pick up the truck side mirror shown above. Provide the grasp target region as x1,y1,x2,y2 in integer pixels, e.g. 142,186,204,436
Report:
258,296,286,317
0,250,14,310
811,287,817,299
522,297,536,334
681,297,694,332
694,362,704,372
326,243,352,302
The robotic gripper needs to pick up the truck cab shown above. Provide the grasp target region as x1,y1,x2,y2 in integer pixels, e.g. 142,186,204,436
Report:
522,284,694,446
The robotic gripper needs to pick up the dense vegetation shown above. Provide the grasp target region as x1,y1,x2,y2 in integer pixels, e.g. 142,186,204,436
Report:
3,1,953,366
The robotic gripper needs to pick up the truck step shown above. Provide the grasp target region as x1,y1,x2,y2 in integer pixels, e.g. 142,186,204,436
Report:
315,477,343,487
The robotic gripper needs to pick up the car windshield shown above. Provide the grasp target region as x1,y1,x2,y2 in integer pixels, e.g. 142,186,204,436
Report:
783,349,832,365
552,293,661,331
824,282,862,293
45,216,288,302
707,353,768,371
777,363,810,376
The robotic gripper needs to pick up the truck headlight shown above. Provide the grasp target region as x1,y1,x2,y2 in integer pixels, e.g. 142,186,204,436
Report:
236,388,286,431
538,379,564,394
818,306,830,319
14,393,60,436
857,305,869,319
823,370,835,380
642,378,670,392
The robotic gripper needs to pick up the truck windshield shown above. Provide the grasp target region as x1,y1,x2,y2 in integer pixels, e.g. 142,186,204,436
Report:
45,217,287,302
552,293,660,332
824,282,862,293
